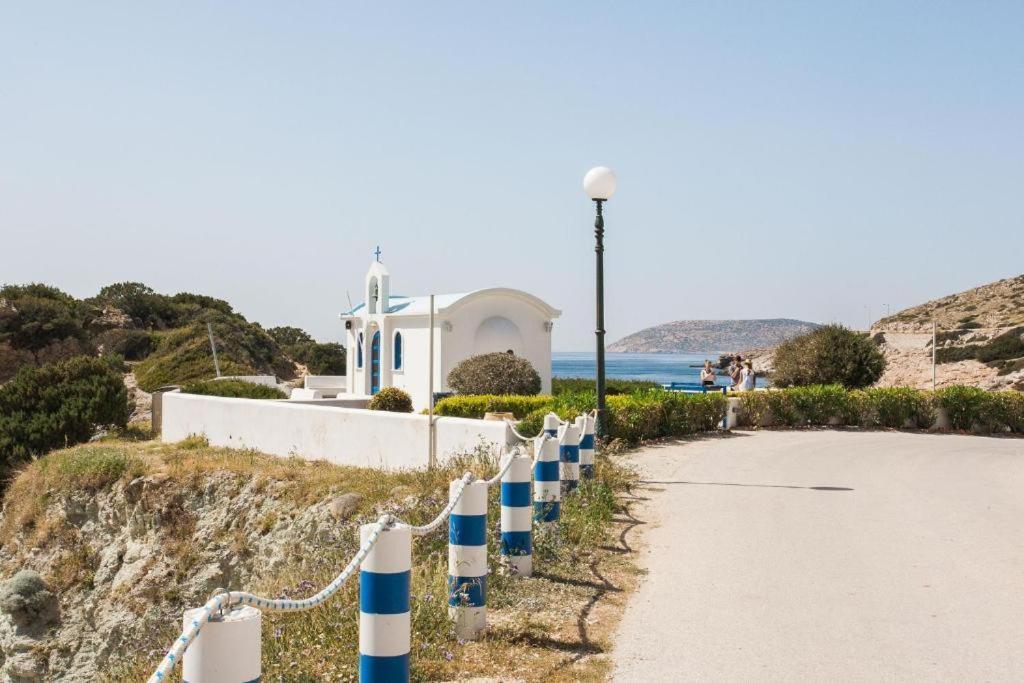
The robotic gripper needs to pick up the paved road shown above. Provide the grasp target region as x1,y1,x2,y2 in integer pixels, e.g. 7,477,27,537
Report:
612,430,1024,682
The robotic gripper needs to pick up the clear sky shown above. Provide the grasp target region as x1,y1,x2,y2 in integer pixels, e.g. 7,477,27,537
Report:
2,2,1022,350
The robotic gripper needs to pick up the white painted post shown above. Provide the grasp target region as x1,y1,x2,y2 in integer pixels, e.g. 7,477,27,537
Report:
724,398,741,430
500,453,533,577
181,606,261,683
359,523,411,682
533,435,561,525
448,480,488,640
577,414,596,480
559,421,581,494
543,412,560,437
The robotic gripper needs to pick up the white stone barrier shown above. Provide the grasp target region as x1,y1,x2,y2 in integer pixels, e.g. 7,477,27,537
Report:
181,605,261,683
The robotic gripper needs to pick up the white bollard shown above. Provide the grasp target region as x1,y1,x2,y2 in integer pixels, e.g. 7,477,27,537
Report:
578,413,596,480
559,421,581,494
543,412,561,437
533,435,561,525
448,480,488,640
500,453,533,577
359,523,411,682
181,605,261,683
724,397,741,430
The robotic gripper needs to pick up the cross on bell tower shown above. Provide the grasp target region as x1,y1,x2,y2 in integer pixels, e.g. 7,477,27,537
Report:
374,245,382,262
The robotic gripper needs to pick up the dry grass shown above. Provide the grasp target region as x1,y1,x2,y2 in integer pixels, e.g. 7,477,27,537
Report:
5,435,641,682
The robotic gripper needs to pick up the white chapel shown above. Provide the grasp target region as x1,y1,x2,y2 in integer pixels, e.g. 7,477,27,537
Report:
340,257,560,410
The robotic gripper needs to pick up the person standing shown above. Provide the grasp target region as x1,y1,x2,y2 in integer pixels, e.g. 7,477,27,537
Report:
700,360,717,387
739,360,756,391
729,354,744,388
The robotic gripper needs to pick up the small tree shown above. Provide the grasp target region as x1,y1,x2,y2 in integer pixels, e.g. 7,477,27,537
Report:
447,352,542,396
771,324,886,389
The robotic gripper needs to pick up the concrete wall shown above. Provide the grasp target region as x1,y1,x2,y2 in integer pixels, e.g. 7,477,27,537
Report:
160,392,512,469
442,294,554,394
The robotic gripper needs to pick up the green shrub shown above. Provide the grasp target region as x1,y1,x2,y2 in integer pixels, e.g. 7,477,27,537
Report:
605,392,667,443
96,328,153,360
738,392,772,427
368,387,414,413
0,284,90,365
0,356,130,471
936,385,988,430
787,385,849,425
936,328,1024,365
515,408,549,437
447,353,541,396
433,395,552,419
180,379,287,399
771,324,886,389
862,387,935,428
552,377,658,396
135,313,294,392
298,342,346,375
841,389,870,426
989,392,1024,433
661,392,727,434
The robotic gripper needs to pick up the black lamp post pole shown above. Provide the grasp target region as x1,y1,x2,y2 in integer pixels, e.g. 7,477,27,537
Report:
594,198,607,439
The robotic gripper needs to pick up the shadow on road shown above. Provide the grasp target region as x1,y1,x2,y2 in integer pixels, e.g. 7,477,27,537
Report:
641,480,853,491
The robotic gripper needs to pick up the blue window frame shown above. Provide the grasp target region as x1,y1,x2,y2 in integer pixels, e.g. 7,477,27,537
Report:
357,332,364,368
394,331,403,370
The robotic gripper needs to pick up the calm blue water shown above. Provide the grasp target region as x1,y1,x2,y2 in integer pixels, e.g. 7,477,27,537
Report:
553,351,728,386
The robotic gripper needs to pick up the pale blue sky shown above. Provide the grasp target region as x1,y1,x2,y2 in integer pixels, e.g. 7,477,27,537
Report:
2,2,1022,350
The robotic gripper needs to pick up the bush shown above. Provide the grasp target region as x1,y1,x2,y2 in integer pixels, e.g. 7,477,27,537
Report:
297,342,346,375
447,353,541,396
771,324,886,389
0,356,130,471
135,313,294,392
935,385,988,431
862,387,935,428
552,377,658,395
787,385,848,425
368,387,414,413
433,395,552,419
515,408,550,437
96,328,153,360
180,379,287,399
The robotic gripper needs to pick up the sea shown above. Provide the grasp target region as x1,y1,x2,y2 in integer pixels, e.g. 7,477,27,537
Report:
551,351,765,389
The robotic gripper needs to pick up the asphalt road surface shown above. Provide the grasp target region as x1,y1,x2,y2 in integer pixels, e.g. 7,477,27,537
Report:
612,430,1024,682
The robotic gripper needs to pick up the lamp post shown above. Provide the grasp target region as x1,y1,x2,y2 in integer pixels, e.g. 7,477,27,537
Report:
583,166,617,439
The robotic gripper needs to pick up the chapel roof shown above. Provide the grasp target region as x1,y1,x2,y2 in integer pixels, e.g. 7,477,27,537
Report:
341,288,560,319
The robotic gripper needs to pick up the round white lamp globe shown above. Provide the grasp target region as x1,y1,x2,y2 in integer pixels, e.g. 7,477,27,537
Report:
583,166,617,200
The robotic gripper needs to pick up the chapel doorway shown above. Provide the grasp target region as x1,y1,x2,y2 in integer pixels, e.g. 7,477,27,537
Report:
370,330,381,394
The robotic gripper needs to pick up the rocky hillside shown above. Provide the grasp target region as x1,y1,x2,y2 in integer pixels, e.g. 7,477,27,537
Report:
0,437,634,682
873,274,1024,391
875,274,1024,332
609,319,820,353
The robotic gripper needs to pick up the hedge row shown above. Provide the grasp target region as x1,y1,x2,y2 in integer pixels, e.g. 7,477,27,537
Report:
737,385,1024,433
434,390,728,444
179,379,287,400
437,385,1024,444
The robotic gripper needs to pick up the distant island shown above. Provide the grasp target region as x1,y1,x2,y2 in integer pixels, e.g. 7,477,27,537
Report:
607,318,820,354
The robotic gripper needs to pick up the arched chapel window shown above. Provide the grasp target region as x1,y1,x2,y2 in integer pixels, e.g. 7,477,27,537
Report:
394,331,403,370
357,332,364,368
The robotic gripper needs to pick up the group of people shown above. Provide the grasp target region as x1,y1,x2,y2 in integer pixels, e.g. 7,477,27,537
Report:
700,355,756,391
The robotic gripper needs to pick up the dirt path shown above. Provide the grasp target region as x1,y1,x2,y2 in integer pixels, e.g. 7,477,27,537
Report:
612,430,1024,682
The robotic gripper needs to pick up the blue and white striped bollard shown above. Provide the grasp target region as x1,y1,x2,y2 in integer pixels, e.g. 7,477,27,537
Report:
359,522,411,682
543,412,560,437
500,452,533,577
533,435,560,525
559,421,581,494
448,480,488,640
181,605,261,683
578,413,596,480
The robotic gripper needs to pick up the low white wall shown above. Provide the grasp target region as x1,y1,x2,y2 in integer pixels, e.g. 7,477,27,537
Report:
161,392,511,469
304,375,347,392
